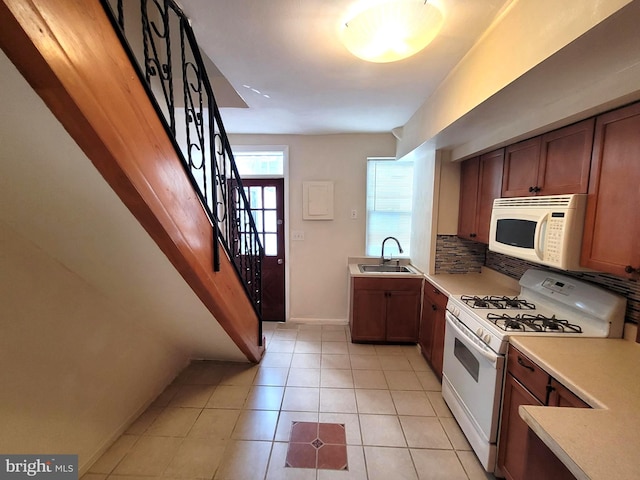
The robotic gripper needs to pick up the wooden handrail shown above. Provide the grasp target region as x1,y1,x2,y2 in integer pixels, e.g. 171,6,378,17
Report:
0,0,264,362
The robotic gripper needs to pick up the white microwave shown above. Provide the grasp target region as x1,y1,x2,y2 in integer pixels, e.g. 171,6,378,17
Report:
488,194,588,271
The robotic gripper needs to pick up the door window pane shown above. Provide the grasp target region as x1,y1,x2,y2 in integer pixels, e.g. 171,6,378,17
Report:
251,210,263,232
264,233,278,256
264,186,277,209
239,210,250,230
249,186,262,209
264,211,277,233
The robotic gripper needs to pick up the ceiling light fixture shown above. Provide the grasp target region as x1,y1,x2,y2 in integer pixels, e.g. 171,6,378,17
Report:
340,0,444,63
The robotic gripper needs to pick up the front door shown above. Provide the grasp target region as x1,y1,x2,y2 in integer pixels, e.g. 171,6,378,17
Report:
243,178,285,321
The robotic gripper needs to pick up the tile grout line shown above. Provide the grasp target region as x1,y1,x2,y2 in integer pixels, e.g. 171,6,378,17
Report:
90,323,487,480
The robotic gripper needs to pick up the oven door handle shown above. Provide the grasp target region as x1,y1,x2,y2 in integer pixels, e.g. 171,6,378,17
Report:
445,313,499,365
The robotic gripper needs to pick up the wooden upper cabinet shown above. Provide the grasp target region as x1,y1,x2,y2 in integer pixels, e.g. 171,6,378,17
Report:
476,149,505,243
457,149,504,244
502,137,542,197
457,157,480,241
581,102,640,278
502,119,594,197
538,118,594,195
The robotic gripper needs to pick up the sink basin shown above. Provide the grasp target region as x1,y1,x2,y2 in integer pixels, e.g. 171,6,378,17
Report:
359,264,413,273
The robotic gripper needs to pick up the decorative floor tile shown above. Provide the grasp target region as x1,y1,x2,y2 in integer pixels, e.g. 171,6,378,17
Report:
285,421,348,471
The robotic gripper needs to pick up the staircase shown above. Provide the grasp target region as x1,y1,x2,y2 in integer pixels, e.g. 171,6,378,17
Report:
0,0,265,362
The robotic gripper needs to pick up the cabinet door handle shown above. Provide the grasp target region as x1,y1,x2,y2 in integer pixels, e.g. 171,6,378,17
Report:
529,186,541,193
431,305,437,311
517,356,535,372
625,265,638,274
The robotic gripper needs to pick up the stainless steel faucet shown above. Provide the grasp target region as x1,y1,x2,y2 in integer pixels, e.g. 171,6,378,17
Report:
380,236,403,264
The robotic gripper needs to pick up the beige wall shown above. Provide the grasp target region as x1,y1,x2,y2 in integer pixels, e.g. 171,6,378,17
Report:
229,133,396,322
407,146,438,275
398,0,640,272
0,51,246,472
397,0,637,160
436,154,460,236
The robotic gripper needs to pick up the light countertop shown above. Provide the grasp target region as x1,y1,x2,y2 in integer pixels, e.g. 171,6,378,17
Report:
424,268,520,296
510,336,640,480
348,257,521,294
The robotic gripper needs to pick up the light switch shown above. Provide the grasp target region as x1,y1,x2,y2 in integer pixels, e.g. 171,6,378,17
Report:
351,209,358,219
292,231,305,241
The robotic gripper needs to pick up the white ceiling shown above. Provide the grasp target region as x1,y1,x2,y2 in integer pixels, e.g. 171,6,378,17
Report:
179,0,513,135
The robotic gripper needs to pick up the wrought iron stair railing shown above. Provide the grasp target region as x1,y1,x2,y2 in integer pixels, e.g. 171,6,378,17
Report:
101,0,263,335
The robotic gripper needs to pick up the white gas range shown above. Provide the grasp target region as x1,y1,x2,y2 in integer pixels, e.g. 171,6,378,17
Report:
441,269,626,473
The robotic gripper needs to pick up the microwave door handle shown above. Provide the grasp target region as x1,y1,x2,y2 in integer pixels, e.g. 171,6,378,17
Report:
534,213,549,261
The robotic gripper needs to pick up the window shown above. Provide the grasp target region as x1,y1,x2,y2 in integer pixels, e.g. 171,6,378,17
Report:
231,146,286,257
231,146,285,177
366,158,414,257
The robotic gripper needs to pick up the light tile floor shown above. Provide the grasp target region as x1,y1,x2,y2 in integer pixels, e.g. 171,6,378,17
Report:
84,322,497,480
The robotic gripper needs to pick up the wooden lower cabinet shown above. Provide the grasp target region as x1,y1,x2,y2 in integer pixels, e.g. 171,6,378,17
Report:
548,378,589,408
350,277,422,343
498,373,544,480
350,287,387,342
497,345,586,480
419,280,448,379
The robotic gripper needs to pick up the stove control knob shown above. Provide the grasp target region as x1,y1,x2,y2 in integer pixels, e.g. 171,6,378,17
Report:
484,333,492,343
476,328,484,337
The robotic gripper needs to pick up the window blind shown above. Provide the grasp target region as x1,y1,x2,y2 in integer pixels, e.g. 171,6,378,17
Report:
366,159,413,256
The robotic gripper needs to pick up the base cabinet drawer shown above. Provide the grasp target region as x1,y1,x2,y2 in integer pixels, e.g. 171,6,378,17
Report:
506,345,550,403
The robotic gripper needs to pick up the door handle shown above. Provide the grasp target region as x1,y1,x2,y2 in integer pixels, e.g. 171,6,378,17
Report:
277,259,283,264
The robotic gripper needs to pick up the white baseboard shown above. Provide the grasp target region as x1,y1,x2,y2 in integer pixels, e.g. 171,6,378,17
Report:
287,317,348,326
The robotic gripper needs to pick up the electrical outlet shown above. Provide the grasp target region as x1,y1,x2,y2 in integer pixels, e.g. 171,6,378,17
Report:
292,231,305,241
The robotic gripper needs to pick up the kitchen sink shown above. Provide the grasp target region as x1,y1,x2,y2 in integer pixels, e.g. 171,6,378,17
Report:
358,264,413,273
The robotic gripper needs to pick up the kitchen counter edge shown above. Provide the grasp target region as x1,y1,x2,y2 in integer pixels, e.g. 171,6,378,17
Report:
510,336,640,480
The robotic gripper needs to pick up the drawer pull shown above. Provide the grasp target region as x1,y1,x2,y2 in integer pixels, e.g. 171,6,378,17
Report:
517,356,535,372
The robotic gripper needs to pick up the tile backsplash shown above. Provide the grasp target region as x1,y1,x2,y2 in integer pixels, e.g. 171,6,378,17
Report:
434,235,485,273
434,235,640,324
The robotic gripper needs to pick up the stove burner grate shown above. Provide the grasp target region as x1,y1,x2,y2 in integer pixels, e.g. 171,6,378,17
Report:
461,295,536,310
486,313,583,333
